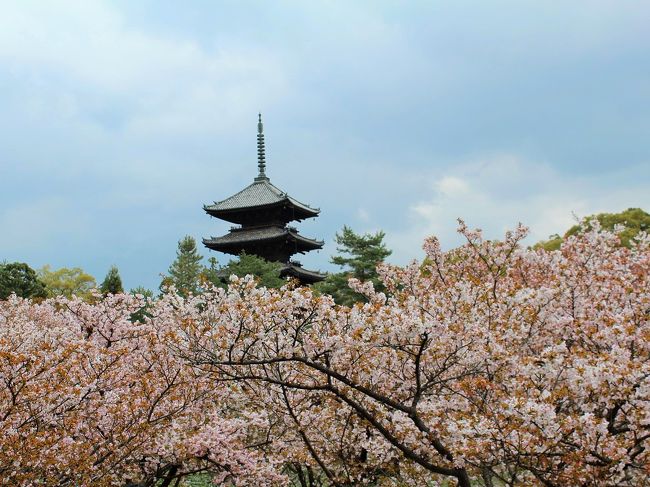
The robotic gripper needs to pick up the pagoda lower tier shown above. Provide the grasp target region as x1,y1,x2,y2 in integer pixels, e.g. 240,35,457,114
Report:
203,225,324,264
212,260,324,285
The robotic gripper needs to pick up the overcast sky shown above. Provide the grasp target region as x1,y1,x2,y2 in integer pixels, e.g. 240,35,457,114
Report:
1,1,649,290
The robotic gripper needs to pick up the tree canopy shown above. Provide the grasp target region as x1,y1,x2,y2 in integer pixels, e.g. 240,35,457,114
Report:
163,235,204,297
100,265,124,295
129,286,154,324
3,223,648,485
315,225,392,305
208,253,285,289
536,207,649,250
184,222,650,486
38,265,96,300
0,293,281,486
0,262,47,300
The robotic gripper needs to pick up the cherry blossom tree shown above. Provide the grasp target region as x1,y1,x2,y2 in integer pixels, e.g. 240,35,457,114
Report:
0,292,283,486
181,222,650,486
2,222,648,486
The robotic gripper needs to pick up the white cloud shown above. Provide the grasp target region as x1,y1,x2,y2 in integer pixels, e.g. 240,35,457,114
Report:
435,176,469,197
0,1,289,137
386,154,650,264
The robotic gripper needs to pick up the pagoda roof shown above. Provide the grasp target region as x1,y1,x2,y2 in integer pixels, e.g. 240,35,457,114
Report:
203,225,324,249
204,177,319,217
212,260,325,285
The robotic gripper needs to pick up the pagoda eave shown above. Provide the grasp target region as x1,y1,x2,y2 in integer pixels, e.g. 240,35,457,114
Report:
203,237,323,255
204,225,322,247
204,178,319,221
280,263,325,284
204,201,318,224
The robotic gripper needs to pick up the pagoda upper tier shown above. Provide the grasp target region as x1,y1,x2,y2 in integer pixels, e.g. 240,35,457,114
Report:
203,177,320,225
202,114,325,284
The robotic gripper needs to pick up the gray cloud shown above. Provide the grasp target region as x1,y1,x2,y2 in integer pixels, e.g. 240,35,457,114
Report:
1,1,649,289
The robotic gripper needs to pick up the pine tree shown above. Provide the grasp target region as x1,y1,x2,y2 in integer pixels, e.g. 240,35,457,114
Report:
129,286,154,323
315,226,392,306
203,257,221,287
164,236,203,297
100,265,124,295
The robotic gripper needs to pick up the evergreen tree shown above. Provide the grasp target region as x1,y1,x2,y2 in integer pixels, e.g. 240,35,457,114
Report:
129,286,154,323
100,265,124,295
163,236,204,297
315,226,392,306
0,262,48,300
203,257,221,287
130,286,154,299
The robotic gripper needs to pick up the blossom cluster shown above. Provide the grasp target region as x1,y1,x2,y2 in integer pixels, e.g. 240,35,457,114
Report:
1,222,648,486
182,222,650,485
0,293,282,486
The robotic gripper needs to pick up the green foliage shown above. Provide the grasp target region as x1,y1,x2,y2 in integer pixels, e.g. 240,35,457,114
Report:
208,253,285,289
163,236,204,297
100,265,124,295
315,226,392,306
130,286,154,299
565,208,649,246
38,265,96,300
0,262,48,300
130,286,154,323
314,272,350,304
536,208,650,250
202,257,221,287
535,234,563,251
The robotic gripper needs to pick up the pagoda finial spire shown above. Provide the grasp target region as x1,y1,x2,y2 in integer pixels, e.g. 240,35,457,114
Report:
255,113,267,180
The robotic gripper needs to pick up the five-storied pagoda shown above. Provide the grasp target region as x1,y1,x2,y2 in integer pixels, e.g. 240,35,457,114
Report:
202,115,325,284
